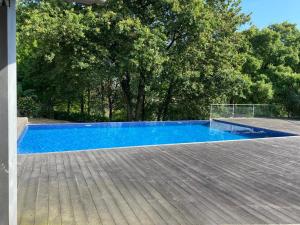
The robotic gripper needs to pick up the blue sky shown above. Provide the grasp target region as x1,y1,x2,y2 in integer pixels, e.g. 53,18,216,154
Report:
241,0,300,29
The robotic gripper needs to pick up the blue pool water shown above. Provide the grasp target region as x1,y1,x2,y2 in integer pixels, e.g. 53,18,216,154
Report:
18,120,295,154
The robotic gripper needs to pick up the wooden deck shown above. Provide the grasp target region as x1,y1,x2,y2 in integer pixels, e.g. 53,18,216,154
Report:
222,117,300,135
18,118,300,225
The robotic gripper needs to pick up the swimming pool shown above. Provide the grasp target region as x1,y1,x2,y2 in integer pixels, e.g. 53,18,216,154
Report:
18,120,296,154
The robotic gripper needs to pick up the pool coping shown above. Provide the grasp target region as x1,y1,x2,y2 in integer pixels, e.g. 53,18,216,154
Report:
213,119,298,136
18,135,300,156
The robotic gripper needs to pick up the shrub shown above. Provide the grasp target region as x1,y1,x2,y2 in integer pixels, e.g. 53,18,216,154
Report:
53,111,109,122
18,96,40,118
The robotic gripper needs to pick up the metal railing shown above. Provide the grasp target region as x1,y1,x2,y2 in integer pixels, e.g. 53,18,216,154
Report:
210,104,280,119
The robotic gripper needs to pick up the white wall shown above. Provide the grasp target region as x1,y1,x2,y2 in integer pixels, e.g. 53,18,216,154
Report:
0,0,17,224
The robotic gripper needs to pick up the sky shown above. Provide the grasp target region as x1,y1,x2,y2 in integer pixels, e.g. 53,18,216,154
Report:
241,0,300,29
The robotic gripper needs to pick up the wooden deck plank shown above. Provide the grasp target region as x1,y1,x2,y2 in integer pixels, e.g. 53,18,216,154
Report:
34,155,49,225
17,155,34,224
98,151,184,225
56,154,76,225
17,118,300,225
108,149,215,225
75,152,120,225
137,147,267,224
20,156,41,225
160,144,297,223
62,153,90,225
48,154,62,225
85,151,131,225
83,159,118,225
86,151,150,225
90,151,170,225
17,155,27,183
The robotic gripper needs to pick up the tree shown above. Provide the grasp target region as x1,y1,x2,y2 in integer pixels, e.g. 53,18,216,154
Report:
241,23,300,117
17,0,300,121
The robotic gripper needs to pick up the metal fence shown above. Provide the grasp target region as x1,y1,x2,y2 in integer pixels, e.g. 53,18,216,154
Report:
210,104,282,119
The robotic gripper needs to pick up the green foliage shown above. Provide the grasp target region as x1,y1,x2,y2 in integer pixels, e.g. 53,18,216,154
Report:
53,111,109,122
18,96,40,118
240,23,300,117
16,0,300,121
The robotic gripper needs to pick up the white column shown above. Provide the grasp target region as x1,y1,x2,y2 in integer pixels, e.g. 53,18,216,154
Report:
0,0,17,224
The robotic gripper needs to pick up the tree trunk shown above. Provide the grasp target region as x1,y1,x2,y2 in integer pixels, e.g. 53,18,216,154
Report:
157,105,163,121
121,72,133,121
135,72,146,121
48,104,54,119
107,80,114,121
157,78,174,121
48,105,54,119
80,94,85,115
87,88,91,116
67,100,71,115
42,98,54,119
100,83,105,117
162,84,173,120
141,93,146,121
108,95,113,121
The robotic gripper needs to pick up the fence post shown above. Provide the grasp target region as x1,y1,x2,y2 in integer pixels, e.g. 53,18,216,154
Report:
252,105,255,118
232,105,235,118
